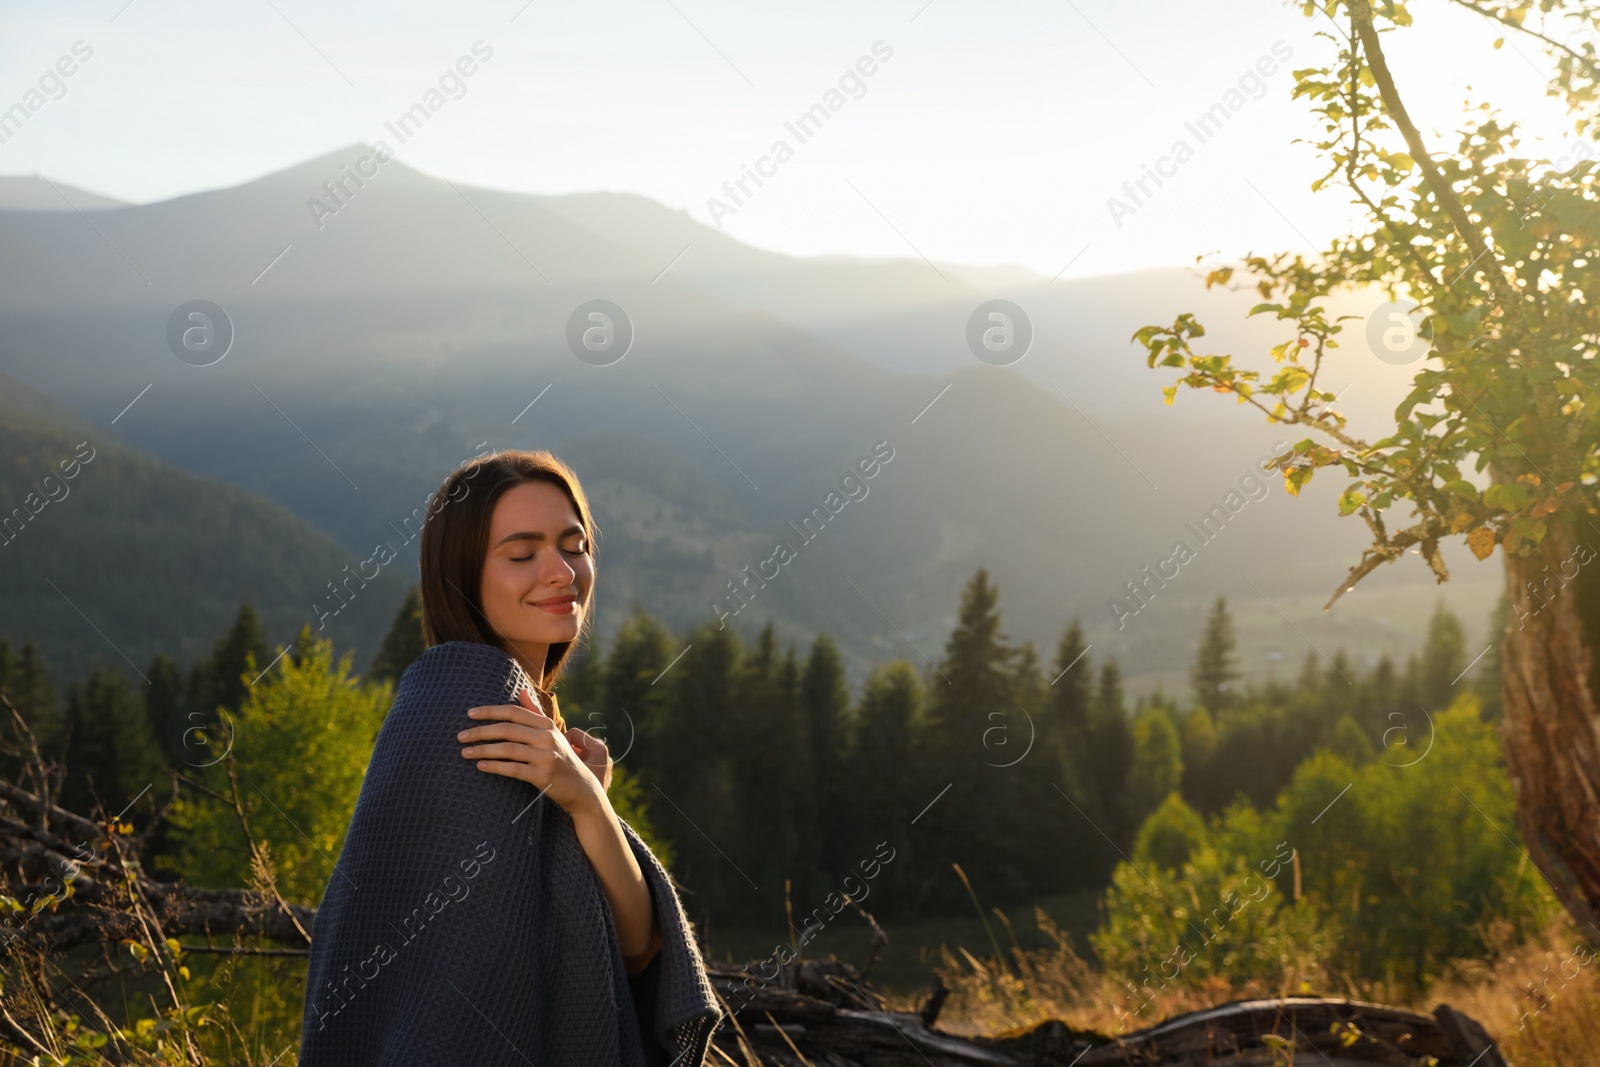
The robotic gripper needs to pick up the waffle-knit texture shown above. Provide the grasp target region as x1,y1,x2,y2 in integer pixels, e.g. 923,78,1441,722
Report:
298,640,724,1066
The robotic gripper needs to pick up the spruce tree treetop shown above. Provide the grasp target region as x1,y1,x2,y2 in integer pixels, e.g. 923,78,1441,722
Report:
190,602,271,722
368,585,425,684
1190,595,1241,713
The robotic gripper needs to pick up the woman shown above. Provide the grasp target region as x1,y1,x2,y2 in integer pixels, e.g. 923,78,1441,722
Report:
298,449,724,1067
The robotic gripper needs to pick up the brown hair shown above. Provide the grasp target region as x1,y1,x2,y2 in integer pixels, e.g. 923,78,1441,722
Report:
418,449,597,696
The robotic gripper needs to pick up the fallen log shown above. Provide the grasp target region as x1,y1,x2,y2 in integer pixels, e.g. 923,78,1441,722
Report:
704,959,1507,1067
0,770,314,956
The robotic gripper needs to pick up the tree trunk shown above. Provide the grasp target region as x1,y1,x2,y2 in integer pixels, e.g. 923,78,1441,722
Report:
1499,511,1600,936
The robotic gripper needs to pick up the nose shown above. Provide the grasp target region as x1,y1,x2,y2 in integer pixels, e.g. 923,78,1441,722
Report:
541,549,579,587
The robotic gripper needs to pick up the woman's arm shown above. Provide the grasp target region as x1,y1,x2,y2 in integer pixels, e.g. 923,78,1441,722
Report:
571,796,661,972
460,688,660,971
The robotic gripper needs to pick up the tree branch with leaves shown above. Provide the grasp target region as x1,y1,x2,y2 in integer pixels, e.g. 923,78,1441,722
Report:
1131,0,1600,933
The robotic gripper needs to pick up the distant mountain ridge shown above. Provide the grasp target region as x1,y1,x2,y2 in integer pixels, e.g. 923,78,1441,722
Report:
0,147,1500,694
0,175,124,212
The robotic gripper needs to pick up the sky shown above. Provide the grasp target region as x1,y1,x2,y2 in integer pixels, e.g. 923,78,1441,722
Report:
0,0,1586,279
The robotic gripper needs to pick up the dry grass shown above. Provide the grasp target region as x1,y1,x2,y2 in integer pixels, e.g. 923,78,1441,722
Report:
881,908,1600,1066
1425,918,1600,1066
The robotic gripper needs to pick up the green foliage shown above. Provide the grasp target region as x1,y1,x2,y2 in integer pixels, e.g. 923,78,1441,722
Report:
1474,592,1511,722
1328,714,1376,764
1132,0,1600,604
1180,705,1217,774
1094,809,1327,1007
608,762,675,870
1101,693,1555,997
1281,697,1555,987
165,628,389,905
1133,793,1208,872
1126,705,1184,829
14,565,1541,1013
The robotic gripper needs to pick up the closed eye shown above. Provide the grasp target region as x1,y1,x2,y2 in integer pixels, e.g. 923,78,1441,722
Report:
509,540,587,563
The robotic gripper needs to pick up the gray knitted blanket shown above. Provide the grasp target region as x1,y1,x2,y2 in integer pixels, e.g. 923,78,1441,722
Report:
297,640,724,1066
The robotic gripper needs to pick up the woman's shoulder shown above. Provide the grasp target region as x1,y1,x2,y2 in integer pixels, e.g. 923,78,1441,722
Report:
398,640,520,685
390,640,538,710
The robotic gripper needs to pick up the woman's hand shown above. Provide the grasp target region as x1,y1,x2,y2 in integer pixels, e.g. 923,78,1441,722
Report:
458,688,606,816
564,724,613,792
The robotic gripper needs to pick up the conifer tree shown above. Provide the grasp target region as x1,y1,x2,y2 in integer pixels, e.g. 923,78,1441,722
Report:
1419,601,1467,711
62,667,167,817
657,621,745,911
143,653,185,763
1362,654,1399,744
1009,638,1066,893
602,610,675,782
187,603,270,730
727,623,804,914
9,641,61,756
1190,595,1241,713
368,585,424,684
849,659,923,905
1038,621,1099,892
1046,621,1095,799
554,639,604,723
1295,648,1322,696
1084,658,1132,849
918,569,1021,904
800,633,851,892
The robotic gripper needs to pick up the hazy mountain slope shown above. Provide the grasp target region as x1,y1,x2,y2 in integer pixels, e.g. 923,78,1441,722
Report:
0,373,405,682
0,175,125,212
530,186,1420,432
0,148,1499,694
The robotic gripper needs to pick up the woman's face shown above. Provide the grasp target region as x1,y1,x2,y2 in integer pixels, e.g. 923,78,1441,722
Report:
479,480,594,670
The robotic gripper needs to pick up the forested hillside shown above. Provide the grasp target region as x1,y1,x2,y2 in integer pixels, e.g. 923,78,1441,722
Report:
0,372,405,680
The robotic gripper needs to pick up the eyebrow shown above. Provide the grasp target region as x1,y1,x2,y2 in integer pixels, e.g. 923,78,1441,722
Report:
494,524,585,548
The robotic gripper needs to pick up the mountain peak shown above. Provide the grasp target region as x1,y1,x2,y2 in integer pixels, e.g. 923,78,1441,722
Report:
0,174,125,212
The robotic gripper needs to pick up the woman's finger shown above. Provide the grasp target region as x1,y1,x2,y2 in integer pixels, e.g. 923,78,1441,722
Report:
458,721,554,747
466,699,556,730
471,758,546,783
461,741,549,762
573,726,608,754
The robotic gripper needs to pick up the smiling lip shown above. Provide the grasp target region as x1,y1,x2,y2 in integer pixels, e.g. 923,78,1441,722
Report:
531,594,578,614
